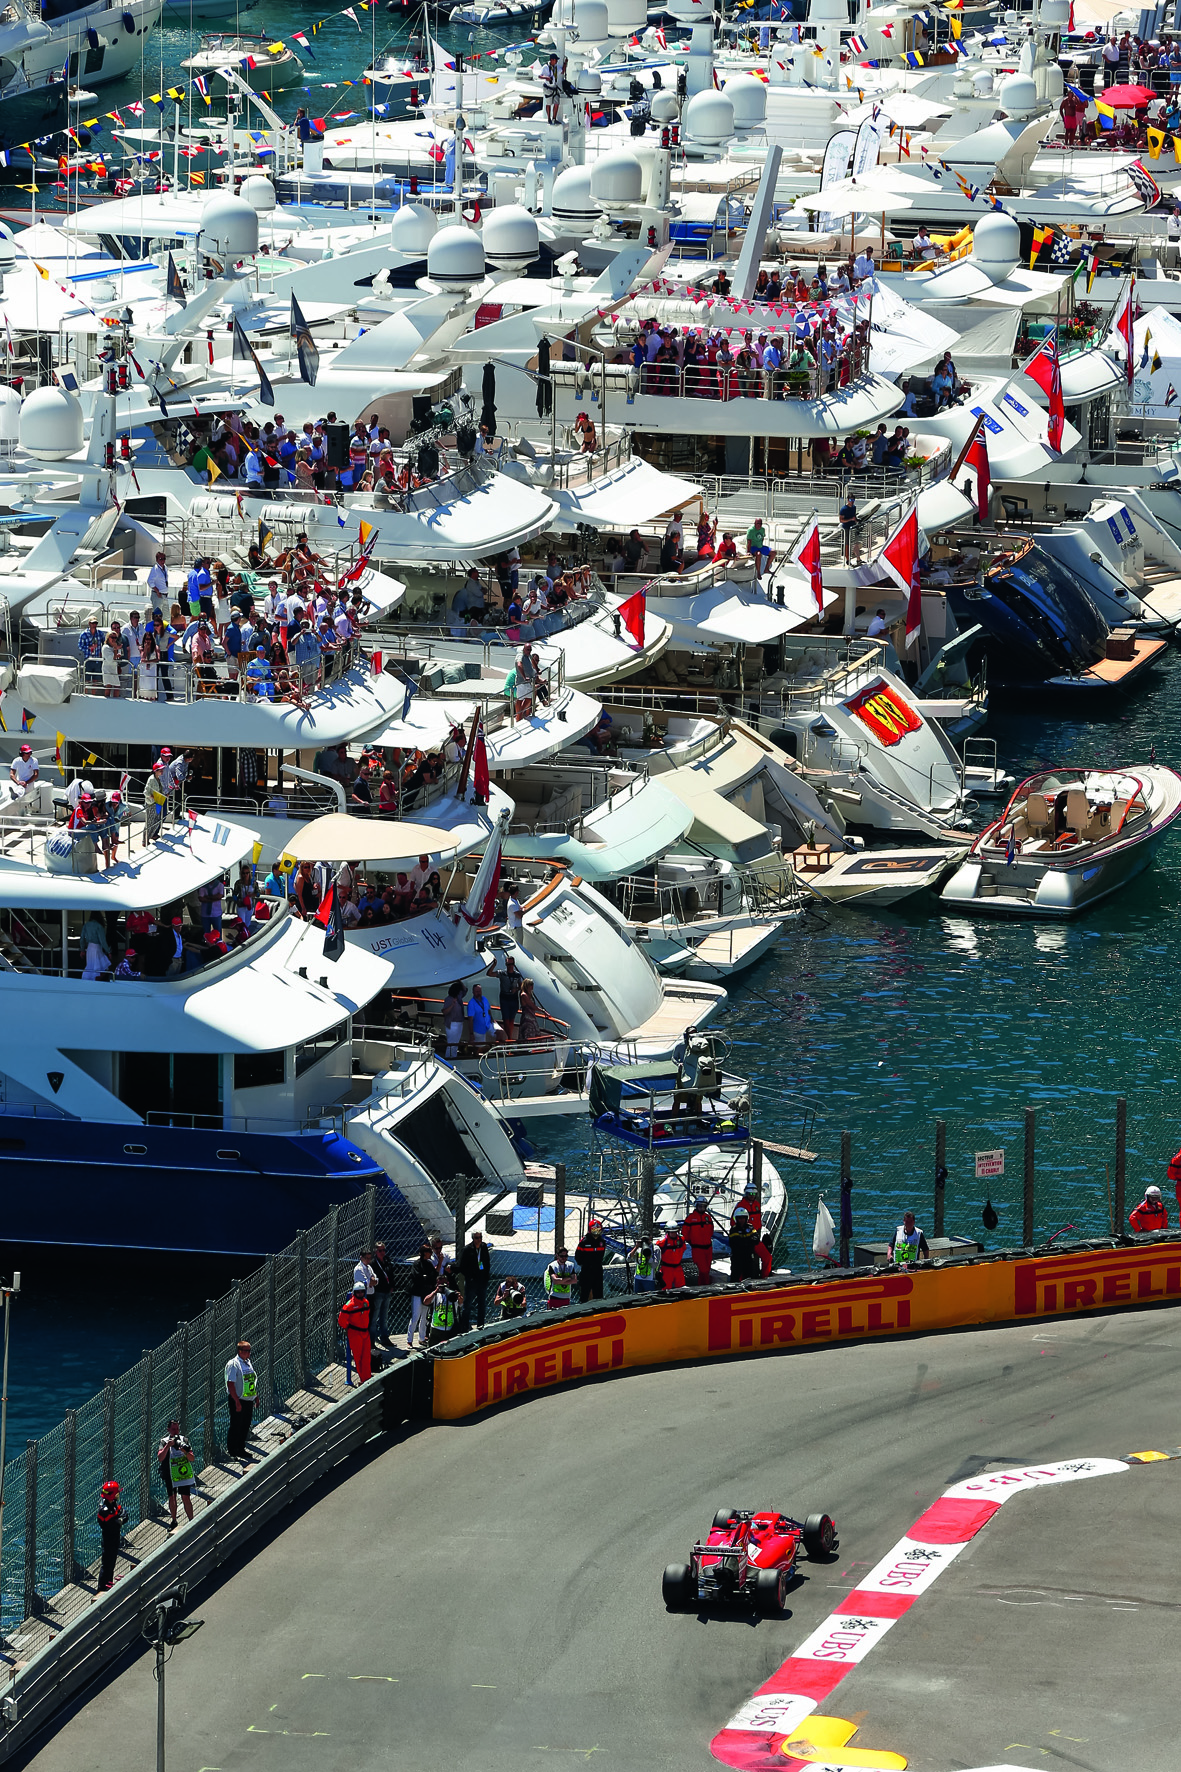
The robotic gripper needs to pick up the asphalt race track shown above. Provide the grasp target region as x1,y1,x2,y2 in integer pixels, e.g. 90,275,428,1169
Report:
20,1305,1180,1772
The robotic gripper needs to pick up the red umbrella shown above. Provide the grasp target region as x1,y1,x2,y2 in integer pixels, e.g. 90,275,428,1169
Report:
1099,82,1156,107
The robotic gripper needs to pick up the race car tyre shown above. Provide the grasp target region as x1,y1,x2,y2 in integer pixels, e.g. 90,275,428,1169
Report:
803,1512,837,1557
662,1563,694,1609
712,1506,738,1530
753,1568,786,1615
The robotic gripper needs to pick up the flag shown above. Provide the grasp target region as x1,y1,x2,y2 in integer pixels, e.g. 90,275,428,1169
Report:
291,292,319,386
314,881,346,961
950,13,961,35
1005,828,1016,865
1029,224,1051,269
232,316,274,407
190,171,205,186
1147,124,1166,160
207,457,221,483
1111,278,1134,386
1126,159,1161,208
0,706,6,733
1024,331,1065,452
618,588,645,647
472,714,490,804
1094,99,1115,129
343,4,361,22
55,731,65,777
194,74,209,103
965,425,990,523
166,250,186,307
1173,136,1181,165
258,517,272,553
793,521,824,615
879,503,922,646
847,32,867,52
251,841,263,867
21,708,33,731
1166,384,1178,409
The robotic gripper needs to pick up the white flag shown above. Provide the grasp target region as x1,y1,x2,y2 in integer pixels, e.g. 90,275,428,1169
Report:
812,1197,836,1260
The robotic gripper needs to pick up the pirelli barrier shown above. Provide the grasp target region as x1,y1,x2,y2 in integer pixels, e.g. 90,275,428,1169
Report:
431,1236,1181,1420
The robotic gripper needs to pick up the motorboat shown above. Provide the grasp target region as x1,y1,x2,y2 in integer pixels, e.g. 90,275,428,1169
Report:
940,767,1181,917
181,35,305,94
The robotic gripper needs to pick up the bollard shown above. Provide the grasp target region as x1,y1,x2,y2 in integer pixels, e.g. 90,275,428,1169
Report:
554,1162,566,1255
934,1119,946,1240
839,1130,852,1268
1023,1108,1035,1247
1114,1096,1127,1234
62,1409,77,1589
24,1440,38,1621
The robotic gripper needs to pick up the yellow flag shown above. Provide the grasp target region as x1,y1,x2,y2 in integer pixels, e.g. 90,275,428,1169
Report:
950,14,962,36
358,518,375,548
83,752,98,766
33,262,49,280
277,851,296,875
207,457,221,483
55,732,65,778
251,841,263,866
1147,125,1165,160
1173,134,1181,164
190,171,205,186
267,39,284,51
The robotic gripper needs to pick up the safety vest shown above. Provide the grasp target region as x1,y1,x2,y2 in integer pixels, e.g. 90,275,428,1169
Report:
168,1444,195,1486
892,1226,922,1263
432,1295,456,1331
241,1367,258,1398
635,1247,653,1278
546,1261,575,1299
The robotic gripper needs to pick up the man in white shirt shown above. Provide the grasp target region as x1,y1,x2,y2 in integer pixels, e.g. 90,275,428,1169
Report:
867,608,888,638
353,1249,377,1298
9,743,38,794
505,889,524,930
125,609,145,667
912,227,933,258
147,552,169,609
409,853,432,892
853,247,875,283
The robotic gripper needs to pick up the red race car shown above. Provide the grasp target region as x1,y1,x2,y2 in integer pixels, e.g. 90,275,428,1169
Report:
663,1505,837,1615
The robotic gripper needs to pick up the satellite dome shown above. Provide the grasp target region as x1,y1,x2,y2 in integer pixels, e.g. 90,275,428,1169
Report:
970,210,1021,283
724,74,767,132
572,0,608,39
604,0,645,34
482,204,539,272
19,385,84,461
577,66,602,94
391,203,438,255
973,69,994,96
551,164,599,225
650,90,679,123
197,191,259,258
590,148,644,205
239,175,275,214
683,89,735,151
427,223,485,289
0,384,19,444
998,71,1037,116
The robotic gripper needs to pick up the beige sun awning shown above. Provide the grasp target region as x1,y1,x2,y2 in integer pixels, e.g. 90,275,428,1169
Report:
281,812,466,865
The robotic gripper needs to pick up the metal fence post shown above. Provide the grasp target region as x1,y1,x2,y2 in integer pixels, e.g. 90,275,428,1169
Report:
1114,1096,1127,1234
62,1410,77,1589
328,1206,340,1347
1023,1108,1035,1247
454,1177,467,1256
934,1119,946,1240
233,1280,243,1351
640,1156,654,1241
298,1230,309,1385
554,1163,566,1253
364,1183,377,1255
178,1321,190,1434
265,1256,277,1416
204,1300,217,1465
102,1379,115,1484
23,1442,38,1621
140,1350,154,1522
839,1130,852,1268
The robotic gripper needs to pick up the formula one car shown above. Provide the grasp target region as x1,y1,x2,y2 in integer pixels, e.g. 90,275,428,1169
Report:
662,1505,837,1615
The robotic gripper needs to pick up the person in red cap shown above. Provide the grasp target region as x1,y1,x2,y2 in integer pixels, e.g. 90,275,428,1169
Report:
9,742,38,796
97,1479,125,1591
575,1218,608,1301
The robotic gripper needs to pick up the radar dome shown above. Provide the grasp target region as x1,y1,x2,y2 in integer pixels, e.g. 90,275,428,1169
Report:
650,90,679,123
482,204,539,272
551,164,599,225
590,148,644,205
972,69,994,97
572,0,608,38
391,203,438,255
19,385,83,461
0,384,19,444
970,210,1021,283
683,89,735,151
577,66,602,94
239,175,275,213
1039,0,1069,21
998,71,1037,117
604,0,645,33
197,191,259,258
724,74,767,132
427,224,485,289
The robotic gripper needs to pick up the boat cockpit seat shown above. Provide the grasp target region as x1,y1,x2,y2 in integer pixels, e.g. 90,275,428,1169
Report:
1025,792,1051,836
1065,788,1096,837
1109,796,1130,830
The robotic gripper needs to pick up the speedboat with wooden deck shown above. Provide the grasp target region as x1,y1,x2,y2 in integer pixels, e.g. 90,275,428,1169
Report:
940,767,1181,917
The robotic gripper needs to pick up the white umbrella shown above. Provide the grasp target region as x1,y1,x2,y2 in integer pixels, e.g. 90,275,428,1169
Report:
793,187,914,218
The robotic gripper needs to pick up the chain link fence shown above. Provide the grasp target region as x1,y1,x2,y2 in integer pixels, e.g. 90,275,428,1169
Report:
0,1185,424,1636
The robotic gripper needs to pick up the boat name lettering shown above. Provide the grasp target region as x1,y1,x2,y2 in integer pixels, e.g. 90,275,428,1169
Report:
369,934,418,956
422,929,447,949
1013,1246,1181,1316
472,1315,627,1406
1001,393,1029,417
969,406,1003,434
706,1277,914,1353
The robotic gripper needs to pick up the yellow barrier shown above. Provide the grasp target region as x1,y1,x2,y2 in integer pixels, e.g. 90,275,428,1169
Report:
431,1240,1181,1420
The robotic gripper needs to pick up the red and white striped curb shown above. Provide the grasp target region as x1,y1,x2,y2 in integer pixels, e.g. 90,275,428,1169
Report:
709,1458,1130,1771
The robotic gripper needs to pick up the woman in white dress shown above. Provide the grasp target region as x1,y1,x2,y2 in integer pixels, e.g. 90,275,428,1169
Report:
137,631,159,701
101,632,122,698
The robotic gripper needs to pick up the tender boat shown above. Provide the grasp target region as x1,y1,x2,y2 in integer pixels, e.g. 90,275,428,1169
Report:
940,767,1181,918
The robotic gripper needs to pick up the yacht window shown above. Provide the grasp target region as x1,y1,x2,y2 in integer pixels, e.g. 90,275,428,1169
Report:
85,45,105,73
216,1150,241,1161
295,1020,348,1078
123,1144,147,1156
234,1049,285,1090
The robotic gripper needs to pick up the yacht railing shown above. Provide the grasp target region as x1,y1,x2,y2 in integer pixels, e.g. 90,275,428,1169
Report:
503,759,651,841
34,641,363,705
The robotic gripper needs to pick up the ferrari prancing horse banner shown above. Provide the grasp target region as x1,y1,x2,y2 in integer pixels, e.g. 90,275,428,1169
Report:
844,681,923,748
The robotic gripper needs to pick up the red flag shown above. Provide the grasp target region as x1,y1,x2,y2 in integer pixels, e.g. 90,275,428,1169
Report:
1111,277,1135,387
618,589,645,647
279,622,288,653
1023,333,1065,453
793,521,824,615
314,882,335,929
879,503,922,646
372,650,383,675
965,428,990,523
472,715,490,804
